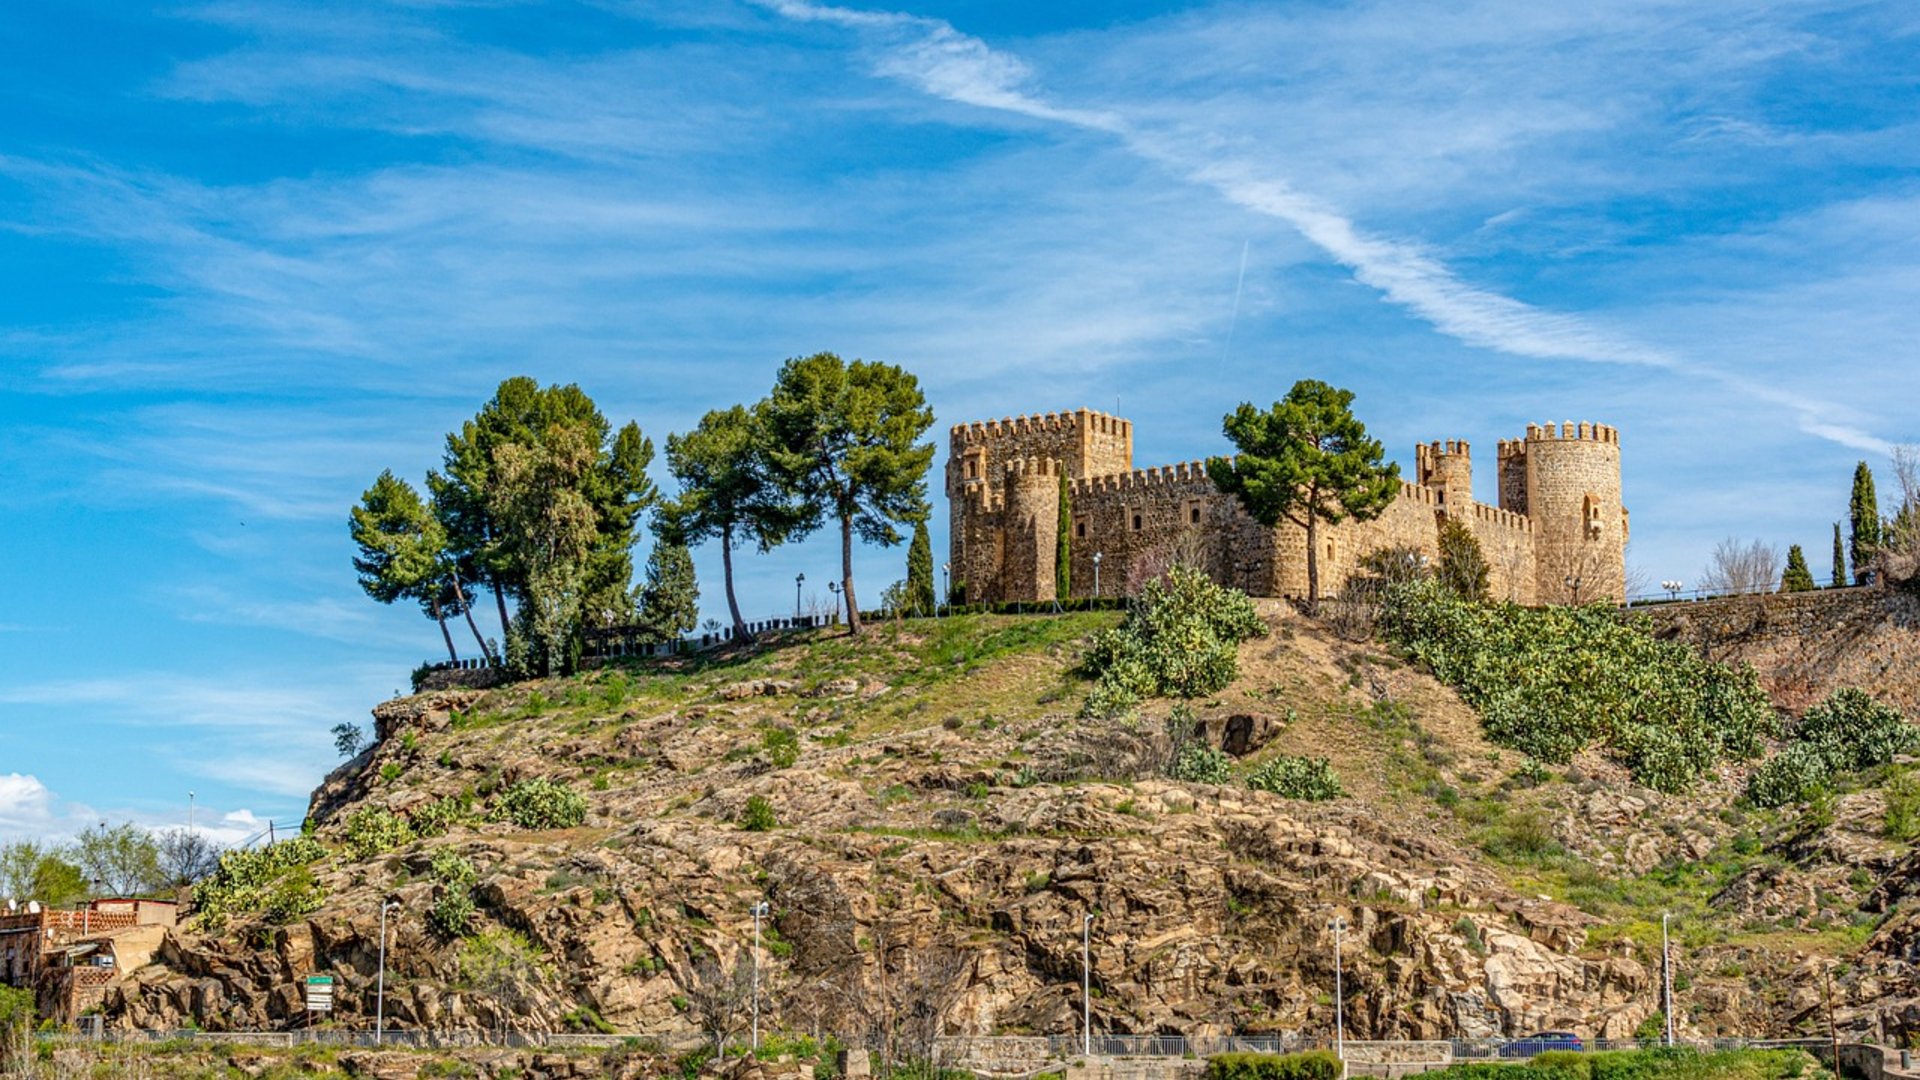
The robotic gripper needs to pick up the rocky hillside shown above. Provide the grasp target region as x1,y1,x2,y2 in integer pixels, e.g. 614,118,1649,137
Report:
104,598,1920,1045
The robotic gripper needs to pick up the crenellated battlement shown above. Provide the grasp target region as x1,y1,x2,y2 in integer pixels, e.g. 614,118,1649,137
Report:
1524,421,1619,445
950,408,1131,446
1464,500,1533,533
1073,459,1214,496
1005,456,1061,480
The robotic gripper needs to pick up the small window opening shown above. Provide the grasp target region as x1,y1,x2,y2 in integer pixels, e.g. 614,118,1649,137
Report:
1132,514,1143,532
1076,521,1086,539
1190,506,1201,524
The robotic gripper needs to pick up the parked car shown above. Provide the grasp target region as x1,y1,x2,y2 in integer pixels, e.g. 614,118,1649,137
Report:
1500,1032,1584,1058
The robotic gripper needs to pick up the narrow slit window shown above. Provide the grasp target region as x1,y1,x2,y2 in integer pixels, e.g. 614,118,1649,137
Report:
1132,513,1143,532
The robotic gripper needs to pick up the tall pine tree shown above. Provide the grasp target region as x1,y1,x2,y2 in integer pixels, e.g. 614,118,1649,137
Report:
1781,545,1816,592
636,525,700,644
906,521,935,615
1851,461,1881,585
1832,522,1847,588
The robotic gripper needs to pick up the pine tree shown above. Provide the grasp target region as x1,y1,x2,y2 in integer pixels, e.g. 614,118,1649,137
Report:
666,404,806,643
637,529,700,644
1851,461,1881,584
1781,545,1816,592
1205,380,1399,607
1056,469,1072,601
1832,522,1847,588
906,521,935,615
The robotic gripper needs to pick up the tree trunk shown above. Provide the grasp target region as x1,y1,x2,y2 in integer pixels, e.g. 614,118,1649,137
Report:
430,596,459,663
721,523,751,644
1304,513,1320,611
491,574,512,642
450,576,495,663
841,512,862,635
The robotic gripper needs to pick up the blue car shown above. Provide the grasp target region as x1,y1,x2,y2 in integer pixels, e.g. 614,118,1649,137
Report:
1501,1032,1584,1058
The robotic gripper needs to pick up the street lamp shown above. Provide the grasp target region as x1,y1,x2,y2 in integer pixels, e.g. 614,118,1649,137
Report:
1329,916,1348,1060
828,581,841,626
794,573,805,620
376,899,401,1042
941,562,950,616
1564,575,1582,605
1662,579,1684,602
1081,912,1095,1057
751,901,770,1051
1092,552,1103,599
188,791,195,836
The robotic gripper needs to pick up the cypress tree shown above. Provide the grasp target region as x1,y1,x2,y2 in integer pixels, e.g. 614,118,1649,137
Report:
1437,516,1491,601
1851,461,1881,584
906,520,935,615
1056,469,1072,601
1781,545,1815,592
1832,522,1846,588
636,532,700,644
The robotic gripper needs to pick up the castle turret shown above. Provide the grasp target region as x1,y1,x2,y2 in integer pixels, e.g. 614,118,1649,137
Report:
1415,440,1474,511
1522,421,1626,603
1003,457,1060,602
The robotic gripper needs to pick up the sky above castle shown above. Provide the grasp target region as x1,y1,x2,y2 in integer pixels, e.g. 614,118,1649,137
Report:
2,0,1917,844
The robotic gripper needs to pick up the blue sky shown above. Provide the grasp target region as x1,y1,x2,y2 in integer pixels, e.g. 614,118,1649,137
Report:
2,0,1917,846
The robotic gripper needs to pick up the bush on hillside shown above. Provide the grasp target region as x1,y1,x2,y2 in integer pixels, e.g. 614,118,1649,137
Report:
1747,687,1919,807
193,836,328,929
491,778,589,830
1204,1052,1341,1080
1170,743,1234,785
343,806,416,859
427,849,480,938
1245,755,1344,800
1081,565,1267,717
1378,580,1775,792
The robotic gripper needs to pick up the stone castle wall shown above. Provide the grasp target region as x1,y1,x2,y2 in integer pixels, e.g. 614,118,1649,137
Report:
949,409,1622,607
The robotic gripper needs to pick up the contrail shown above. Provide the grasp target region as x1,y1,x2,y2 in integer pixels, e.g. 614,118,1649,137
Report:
756,0,1892,456
1221,239,1249,363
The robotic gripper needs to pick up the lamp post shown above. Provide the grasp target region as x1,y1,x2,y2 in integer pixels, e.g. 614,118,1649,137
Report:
941,562,950,616
1662,913,1674,1046
1082,912,1095,1057
1329,916,1348,1060
376,899,401,1042
1092,552,1103,599
1564,575,1582,604
188,791,195,836
794,573,805,620
751,901,770,1051
1662,579,1684,602
828,581,841,626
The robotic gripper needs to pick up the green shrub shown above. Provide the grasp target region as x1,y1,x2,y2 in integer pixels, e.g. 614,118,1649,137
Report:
1170,743,1234,785
1245,755,1343,800
1749,688,1918,807
262,867,325,924
0,985,34,1066
1204,1051,1342,1080
192,837,328,928
491,778,589,830
1888,772,1920,841
1379,580,1775,792
761,727,801,770
741,795,778,832
1081,565,1267,717
413,795,471,838
343,806,416,859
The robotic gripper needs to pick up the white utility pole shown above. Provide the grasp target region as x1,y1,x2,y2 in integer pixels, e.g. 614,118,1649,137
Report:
1330,916,1348,1059
1082,912,1095,1057
188,791,195,835
751,901,770,1051
376,900,400,1042
1092,552,1103,598
1662,913,1674,1046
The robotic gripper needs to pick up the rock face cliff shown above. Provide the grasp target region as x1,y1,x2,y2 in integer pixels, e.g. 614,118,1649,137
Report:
103,603,1920,1045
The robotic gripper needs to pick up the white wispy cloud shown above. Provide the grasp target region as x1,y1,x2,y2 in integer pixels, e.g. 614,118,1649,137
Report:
755,0,1897,455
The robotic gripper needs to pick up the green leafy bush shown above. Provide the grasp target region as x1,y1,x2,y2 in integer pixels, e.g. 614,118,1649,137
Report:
1748,687,1919,807
343,806,416,859
412,795,472,838
1170,743,1234,784
0,984,34,1067
1379,580,1775,792
1244,755,1343,800
741,795,778,832
192,837,328,928
761,727,800,770
1204,1051,1342,1080
1081,565,1267,717
427,846,480,939
262,867,325,924
491,778,589,830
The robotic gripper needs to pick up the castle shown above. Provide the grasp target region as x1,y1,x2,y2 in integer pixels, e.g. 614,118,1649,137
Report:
946,408,1628,606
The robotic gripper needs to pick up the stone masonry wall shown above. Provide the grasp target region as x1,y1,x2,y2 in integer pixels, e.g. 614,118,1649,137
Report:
1523,423,1625,604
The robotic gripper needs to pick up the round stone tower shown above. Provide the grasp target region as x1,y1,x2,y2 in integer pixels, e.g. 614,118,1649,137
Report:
1524,421,1625,603
1415,440,1474,511
1003,457,1061,602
